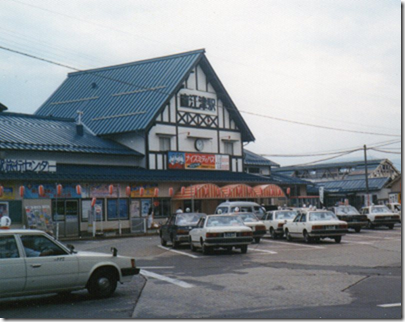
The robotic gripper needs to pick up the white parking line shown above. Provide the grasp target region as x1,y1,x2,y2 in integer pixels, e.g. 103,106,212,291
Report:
341,241,374,245
158,245,200,258
141,266,175,269
261,239,325,249
377,303,401,308
249,248,278,254
141,269,194,288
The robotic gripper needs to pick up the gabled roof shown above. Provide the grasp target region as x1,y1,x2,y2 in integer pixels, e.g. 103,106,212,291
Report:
34,50,255,141
0,112,141,156
306,177,391,194
243,149,280,167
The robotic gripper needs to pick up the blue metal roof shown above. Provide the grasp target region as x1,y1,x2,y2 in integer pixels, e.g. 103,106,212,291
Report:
307,177,391,194
244,150,279,167
34,50,255,141
0,112,141,156
0,164,291,183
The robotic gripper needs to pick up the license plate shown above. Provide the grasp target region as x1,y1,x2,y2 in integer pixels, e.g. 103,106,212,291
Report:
224,232,236,238
325,226,336,230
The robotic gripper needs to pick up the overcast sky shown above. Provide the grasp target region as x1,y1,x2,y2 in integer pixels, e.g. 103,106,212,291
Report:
0,0,401,169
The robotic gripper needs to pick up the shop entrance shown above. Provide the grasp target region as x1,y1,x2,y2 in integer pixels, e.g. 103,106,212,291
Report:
52,199,80,238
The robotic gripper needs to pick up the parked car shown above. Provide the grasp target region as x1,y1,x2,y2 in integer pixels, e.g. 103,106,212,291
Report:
0,229,140,299
215,201,267,219
189,215,253,254
283,210,348,243
263,210,297,239
386,203,401,222
360,205,400,229
159,212,207,248
329,205,368,233
230,212,266,243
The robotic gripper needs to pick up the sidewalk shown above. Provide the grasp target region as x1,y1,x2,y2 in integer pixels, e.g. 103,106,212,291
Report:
58,229,159,241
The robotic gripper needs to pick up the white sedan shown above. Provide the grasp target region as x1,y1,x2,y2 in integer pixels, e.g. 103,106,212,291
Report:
360,205,401,229
283,210,348,243
189,215,253,254
0,229,140,299
262,210,297,239
230,212,267,243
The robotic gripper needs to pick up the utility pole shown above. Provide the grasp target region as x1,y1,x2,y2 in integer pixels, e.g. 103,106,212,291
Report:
364,145,370,206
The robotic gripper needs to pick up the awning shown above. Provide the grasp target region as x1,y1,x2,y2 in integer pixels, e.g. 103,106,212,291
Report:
253,184,286,198
220,184,257,199
172,183,225,200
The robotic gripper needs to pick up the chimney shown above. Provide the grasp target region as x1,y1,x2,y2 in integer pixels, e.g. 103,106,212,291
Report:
76,110,84,136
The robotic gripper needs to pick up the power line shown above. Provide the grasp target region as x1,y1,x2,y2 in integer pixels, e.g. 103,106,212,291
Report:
369,148,401,154
240,110,400,138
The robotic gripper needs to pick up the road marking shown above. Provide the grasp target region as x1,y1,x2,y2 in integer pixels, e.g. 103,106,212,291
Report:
249,248,278,254
377,303,401,308
141,266,175,269
341,241,374,245
157,245,200,259
261,239,325,249
366,230,402,235
141,269,194,288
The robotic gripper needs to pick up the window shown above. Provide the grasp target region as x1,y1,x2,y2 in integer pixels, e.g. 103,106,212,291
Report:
293,214,302,222
107,199,129,220
159,137,171,151
153,199,171,218
21,235,67,257
81,199,104,222
0,236,19,259
224,142,234,155
248,167,260,174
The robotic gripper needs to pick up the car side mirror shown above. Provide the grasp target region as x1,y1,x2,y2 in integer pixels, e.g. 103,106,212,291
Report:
67,244,75,253
111,247,118,257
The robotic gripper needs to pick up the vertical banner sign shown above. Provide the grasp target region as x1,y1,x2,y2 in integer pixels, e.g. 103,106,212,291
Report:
319,187,324,204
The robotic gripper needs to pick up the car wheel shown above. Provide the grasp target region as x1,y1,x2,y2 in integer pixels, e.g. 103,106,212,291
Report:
160,236,167,246
334,236,342,243
240,245,248,254
303,231,312,243
254,237,261,244
189,238,197,252
87,268,117,298
202,243,211,255
285,230,292,242
270,228,277,240
388,224,394,230
354,227,361,233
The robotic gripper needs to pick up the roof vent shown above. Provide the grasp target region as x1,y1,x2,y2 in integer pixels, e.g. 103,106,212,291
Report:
91,82,98,89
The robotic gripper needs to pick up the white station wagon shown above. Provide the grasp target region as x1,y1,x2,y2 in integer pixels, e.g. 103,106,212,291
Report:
0,229,140,299
283,210,348,243
189,215,253,254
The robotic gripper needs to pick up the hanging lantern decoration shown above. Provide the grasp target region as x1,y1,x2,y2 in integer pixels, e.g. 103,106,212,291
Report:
38,185,45,197
76,184,82,196
154,188,159,198
56,184,63,196
91,197,97,207
0,185,3,198
287,187,291,195
181,186,186,195
126,186,131,197
108,184,114,196
168,187,174,197
19,185,25,198
139,187,145,197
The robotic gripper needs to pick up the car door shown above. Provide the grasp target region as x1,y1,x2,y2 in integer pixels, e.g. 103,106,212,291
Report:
160,216,170,242
289,214,302,236
299,213,308,236
265,212,273,230
163,215,175,241
0,235,26,296
190,217,205,243
20,234,79,292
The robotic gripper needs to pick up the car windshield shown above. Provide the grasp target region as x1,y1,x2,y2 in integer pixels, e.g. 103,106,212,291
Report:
275,211,297,220
206,216,245,227
371,206,392,214
394,205,401,211
309,211,338,221
175,213,206,225
335,206,360,215
237,213,259,222
231,206,251,213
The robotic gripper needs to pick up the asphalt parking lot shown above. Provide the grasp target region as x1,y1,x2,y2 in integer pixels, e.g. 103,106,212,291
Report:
0,225,401,319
